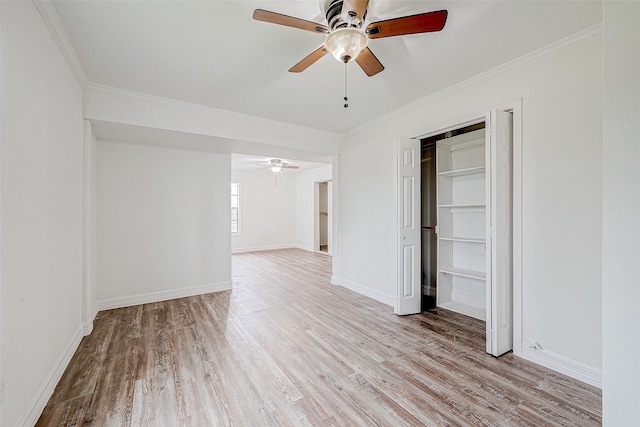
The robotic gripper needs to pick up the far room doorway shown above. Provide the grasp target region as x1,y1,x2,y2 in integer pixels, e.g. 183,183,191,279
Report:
315,181,332,254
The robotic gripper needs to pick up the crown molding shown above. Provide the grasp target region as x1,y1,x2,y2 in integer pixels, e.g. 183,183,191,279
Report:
33,0,89,88
344,23,603,140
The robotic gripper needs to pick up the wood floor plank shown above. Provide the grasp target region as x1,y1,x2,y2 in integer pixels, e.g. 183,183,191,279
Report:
131,372,179,426
37,248,601,426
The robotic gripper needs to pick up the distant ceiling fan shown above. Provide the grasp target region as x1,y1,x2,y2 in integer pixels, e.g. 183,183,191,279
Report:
259,159,300,173
253,0,448,77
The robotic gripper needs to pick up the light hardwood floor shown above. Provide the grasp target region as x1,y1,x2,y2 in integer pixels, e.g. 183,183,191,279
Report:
37,249,601,426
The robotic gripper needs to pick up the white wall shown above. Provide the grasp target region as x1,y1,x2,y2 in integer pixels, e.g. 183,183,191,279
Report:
231,168,296,253
602,2,640,424
1,2,85,424
338,33,603,374
295,165,332,251
96,140,231,305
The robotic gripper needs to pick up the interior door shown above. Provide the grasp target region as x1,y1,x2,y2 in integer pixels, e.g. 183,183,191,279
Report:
396,138,422,315
486,109,513,356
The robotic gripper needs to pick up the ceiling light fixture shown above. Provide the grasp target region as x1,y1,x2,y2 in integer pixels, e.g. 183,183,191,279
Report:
269,159,283,172
323,27,368,64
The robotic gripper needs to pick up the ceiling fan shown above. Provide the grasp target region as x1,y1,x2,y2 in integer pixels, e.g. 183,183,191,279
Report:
259,159,300,173
253,0,448,77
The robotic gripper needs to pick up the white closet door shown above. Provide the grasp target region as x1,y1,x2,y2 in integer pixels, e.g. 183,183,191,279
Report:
396,138,421,315
486,109,513,356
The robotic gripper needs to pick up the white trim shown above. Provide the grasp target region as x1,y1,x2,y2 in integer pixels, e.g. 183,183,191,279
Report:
510,99,524,357
96,281,232,311
521,347,602,389
344,24,602,140
88,302,99,325
32,0,89,88
0,0,3,420
335,277,396,307
17,324,84,427
82,302,99,336
82,321,93,337
232,244,298,254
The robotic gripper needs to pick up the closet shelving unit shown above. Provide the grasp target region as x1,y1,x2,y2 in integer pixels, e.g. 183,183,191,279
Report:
436,129,487,321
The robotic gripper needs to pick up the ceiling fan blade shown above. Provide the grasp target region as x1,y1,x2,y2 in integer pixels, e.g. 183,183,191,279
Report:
341,0,369,23
253,9,329,34
282,165,300,169
355,47,384,76
366,10,448,39
289,46,328,73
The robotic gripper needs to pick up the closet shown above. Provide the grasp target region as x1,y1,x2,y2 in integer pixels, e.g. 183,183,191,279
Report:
399,109,513,356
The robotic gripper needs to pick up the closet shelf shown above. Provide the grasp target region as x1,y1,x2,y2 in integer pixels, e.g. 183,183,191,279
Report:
438,236,486,243
438,203,485,209
438,166,486,177
438,267,486,280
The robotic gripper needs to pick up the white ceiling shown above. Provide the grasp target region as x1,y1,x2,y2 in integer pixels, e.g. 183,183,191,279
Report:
52,1,602,136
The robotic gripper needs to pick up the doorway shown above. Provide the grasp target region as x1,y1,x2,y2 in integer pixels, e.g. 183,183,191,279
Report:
315,181,332,254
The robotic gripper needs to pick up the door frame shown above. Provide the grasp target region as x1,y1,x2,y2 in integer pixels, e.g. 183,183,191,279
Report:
400,98,523,356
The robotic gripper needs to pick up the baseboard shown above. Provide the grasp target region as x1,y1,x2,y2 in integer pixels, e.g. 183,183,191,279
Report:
96,281,232,311
232,245,322,254
520,347,602,389
232,244,296,254
82,302,100,336
17,324,85,427
335,277,396,307
82,321,94,336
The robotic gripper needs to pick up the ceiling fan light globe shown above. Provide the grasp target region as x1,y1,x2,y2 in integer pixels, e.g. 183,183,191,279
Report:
324,28,368,63
270,165,282,173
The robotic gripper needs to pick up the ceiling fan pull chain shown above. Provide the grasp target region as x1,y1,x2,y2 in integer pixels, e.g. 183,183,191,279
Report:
344,62,349,108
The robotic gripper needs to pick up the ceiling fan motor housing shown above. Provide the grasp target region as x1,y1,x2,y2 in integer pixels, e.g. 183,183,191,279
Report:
323,0,367,30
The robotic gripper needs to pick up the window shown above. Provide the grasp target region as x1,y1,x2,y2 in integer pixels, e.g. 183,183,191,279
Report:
231,182,240,234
